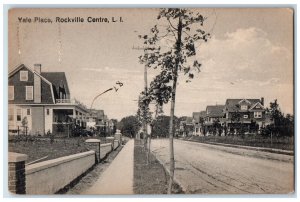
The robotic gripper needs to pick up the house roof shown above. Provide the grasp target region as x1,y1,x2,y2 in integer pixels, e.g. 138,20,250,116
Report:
206,105,225,117
89,109,105,119
180,116,193,125
225,99,261,112
192,111,206,122
41,72,70,96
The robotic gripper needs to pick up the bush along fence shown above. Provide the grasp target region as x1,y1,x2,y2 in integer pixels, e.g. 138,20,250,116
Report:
8,132,122,195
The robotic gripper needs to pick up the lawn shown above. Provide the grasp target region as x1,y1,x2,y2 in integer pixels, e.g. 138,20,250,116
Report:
182,135,294,151
133,139,183,194
8,135,110,163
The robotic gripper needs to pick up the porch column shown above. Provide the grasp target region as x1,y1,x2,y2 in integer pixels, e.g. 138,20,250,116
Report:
73,109,76,119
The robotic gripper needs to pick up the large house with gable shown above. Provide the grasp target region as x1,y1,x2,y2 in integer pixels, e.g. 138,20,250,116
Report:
191,97,268,136
8,64,89,135
224,98,266,130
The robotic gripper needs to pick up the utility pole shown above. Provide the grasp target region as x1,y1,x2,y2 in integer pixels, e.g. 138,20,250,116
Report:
132,45,150,144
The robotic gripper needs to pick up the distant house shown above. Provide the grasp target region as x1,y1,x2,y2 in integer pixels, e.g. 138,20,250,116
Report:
205,105,226,124
224,98,266,131
86,109,108,135
179,117,194,137
203,105,225,135
8,64,88,135
192,111,206,136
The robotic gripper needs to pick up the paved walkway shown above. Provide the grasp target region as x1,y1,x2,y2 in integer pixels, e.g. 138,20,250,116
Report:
83,139,134,195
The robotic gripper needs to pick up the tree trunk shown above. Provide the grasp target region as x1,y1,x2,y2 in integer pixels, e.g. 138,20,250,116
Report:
147,129,151,164
168,14,183,194
144,63,148,152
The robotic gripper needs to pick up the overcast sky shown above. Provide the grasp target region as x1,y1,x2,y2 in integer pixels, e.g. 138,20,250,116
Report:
8,8,294,120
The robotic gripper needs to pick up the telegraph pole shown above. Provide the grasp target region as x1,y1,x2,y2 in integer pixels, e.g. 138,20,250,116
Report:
132,45,149,143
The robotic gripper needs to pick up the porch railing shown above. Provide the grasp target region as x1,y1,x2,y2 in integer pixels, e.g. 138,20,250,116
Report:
55,99,88,110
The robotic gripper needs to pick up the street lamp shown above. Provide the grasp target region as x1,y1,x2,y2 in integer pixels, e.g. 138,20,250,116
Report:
90,88,113,111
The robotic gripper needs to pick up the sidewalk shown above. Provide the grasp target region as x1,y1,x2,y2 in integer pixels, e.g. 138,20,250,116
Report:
83,139,134,195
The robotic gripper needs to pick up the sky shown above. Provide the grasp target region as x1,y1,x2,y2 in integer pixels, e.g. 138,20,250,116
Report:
8,8,294,120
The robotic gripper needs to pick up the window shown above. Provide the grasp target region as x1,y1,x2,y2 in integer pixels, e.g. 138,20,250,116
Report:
16,109,22,122
8,86,14,100
20,71,28,81
9,108,14,121
243,115,248,119
46,109,50,115
241,105,247,110
254,111,262,118
27,108,31,116
26,86,33,100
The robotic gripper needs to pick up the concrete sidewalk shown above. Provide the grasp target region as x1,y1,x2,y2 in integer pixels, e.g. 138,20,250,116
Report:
83,139,134,195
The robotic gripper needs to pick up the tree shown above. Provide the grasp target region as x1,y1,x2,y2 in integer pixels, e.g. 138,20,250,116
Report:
136,91,154,163
118,116,141,138
212,118,221,136
21,117,28,135
268,100,294,137
138,8,210,193
152,115,179,138
110,119,118,135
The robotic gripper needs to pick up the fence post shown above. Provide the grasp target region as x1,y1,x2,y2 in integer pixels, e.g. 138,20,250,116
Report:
8,152,28,194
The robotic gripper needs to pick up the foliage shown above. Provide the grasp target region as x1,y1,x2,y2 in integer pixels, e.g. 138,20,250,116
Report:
267,99,294,137
21,117,28,127
138,10,210,104
212,118,222,136
152,115,179,138
110,119,118,134
138,8,210,193
136,91,153,125
118,116,142,138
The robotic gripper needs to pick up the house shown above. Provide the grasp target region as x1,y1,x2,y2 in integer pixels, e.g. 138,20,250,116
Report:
192,111,206,136
224,98,266,132
203,105,225,135
179,117,194,137
86,109,108,135
8,64,89,136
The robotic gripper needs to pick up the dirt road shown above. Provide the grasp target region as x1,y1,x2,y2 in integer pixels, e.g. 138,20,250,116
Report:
151,139,294,194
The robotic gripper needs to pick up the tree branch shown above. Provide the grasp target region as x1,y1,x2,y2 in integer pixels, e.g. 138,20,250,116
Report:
167,18,178,31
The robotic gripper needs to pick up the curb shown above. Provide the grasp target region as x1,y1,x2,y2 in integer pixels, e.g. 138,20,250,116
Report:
151,151,186,193
180,139,294,156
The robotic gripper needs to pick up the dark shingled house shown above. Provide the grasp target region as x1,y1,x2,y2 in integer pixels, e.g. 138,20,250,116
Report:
8,64,88,135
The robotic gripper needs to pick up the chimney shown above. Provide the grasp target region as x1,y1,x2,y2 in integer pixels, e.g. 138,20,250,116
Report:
261,97,264,106
34,64,41,103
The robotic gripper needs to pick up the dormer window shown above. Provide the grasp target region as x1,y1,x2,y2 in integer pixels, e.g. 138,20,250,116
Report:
241,105,247,110
20,71,28,81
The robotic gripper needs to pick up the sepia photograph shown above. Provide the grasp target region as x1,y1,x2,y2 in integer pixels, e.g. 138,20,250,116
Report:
7,7,294,195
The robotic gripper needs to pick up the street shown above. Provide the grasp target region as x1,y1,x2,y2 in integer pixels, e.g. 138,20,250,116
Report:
151,139,294,194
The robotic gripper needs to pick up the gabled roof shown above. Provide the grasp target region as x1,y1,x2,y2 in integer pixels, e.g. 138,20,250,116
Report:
9,64,32,77
249,102,264,111
225,99,261,112
41,72,70,96
193,111,206,122
8,64,55,103
180,116,193,125
206,105,225,117
89,109,105,119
